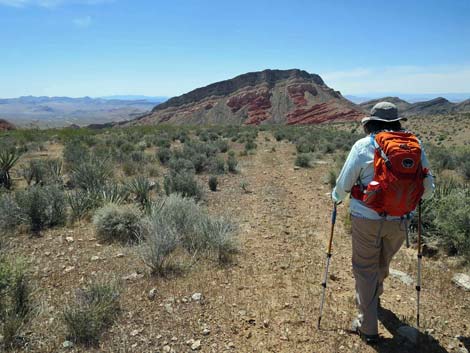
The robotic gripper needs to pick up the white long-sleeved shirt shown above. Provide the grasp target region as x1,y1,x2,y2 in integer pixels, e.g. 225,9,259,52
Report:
332,134,435,220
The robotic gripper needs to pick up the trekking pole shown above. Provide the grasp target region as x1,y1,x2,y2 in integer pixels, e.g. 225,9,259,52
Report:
317,203,338,329
416,200,423,327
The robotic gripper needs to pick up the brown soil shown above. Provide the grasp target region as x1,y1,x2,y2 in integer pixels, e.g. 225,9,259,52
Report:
6,132,470,353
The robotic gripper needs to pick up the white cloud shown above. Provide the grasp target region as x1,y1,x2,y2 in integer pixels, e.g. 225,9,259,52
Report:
322,65,470,94
0,0,113,8
73,15,91,27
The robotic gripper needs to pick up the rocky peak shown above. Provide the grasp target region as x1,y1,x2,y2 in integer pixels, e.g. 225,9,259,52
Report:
152,69,325,113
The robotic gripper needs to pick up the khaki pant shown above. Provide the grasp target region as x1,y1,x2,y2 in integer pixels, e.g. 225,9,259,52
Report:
351,216,406,335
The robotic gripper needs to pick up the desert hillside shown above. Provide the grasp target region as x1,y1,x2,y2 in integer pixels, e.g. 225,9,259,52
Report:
133,69,365,126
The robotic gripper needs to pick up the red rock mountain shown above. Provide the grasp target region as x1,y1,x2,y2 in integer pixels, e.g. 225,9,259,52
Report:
132,69,365,125
0,119,15,131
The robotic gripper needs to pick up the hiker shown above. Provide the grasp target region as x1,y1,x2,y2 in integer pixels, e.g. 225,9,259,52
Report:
331,102,434,344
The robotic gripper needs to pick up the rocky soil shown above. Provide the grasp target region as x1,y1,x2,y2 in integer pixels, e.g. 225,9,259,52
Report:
5,132,470,353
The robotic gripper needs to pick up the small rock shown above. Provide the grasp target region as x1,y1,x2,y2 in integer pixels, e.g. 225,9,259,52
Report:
171,336,177,341
390,268,414,286
130,328,143,336
116,253,125,258
148,288,157,300
238,310,247,316
90,256,100,261
397,325,419,344
227,341,235,348
62,340,74,348
64,266,75,273
263,320,270,328
191,293,203,301
122,272,143,281
65,237,74,243
191,339,201,351
162,345,171,353
186,339,195,345
164,303,173,314
202,328,211,336
293,166,300,170
453,273,470,291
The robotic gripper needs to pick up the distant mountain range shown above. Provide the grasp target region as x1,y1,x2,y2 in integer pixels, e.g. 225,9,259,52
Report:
346,93,470,104
0,96,166,128
359,96,470,117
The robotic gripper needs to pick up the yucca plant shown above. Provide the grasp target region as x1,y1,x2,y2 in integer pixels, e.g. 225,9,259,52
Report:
0,149,20,189
127,176,154,209
100,182,128,205
46,158,63,183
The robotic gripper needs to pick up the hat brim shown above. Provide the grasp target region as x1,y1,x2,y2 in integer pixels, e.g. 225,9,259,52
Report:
361,116,407,125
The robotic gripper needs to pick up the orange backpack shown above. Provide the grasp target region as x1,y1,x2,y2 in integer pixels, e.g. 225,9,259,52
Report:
351,131,428,217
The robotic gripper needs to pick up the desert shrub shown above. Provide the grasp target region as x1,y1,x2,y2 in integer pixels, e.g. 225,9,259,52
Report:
168,158,195,175
67,190,100,222
146,165,159,177
208,157,225,174
127,176,154,209
139,216,180,276
15,185,67,234
0,194,23,233
295,153,312,168
0,257,32,350
63,140,90,167
198,215,238,264
209,176,218,191
163,172,203,201
0,149,21,190
63,280,120,346
122,160,140,176
434,189,470,259
157,148,171,165
93,204,142,244
216,139,229,153
274,130,286,141
460,160,470,181
70,158,112,191
245,140,257,151
192,154,208,174
296,138,314,153
227,152,238,173
327,170,337,188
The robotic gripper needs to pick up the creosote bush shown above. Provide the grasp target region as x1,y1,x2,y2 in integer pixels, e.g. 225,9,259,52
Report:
163,172,203,201
93,204,142,244
63,280,120,346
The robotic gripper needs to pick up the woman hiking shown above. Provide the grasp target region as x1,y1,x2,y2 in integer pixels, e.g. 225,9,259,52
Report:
331,101,435,344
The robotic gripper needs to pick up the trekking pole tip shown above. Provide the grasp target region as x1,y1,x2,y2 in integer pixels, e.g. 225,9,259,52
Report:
317,317,321,330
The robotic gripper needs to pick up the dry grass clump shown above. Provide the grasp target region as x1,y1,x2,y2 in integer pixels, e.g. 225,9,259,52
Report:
139,194,238,275
63,280,120,346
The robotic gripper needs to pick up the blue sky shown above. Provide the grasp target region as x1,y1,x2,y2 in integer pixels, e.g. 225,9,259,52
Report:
1,0,469,98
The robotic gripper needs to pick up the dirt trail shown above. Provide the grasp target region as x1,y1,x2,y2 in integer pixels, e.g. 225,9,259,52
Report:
202,132,469,353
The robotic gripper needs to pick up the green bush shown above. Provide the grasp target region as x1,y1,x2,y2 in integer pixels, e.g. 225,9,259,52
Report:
163,172,203,201
93,204,142,244
0,194,23,233
227,153,238,173
15,185,67,234
63,140,89,167
208,157,225,174
295,153,312,168
157,148,171,165
168,158,195,175
209,176,218,191
434,189,470,259
63,280,120,346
